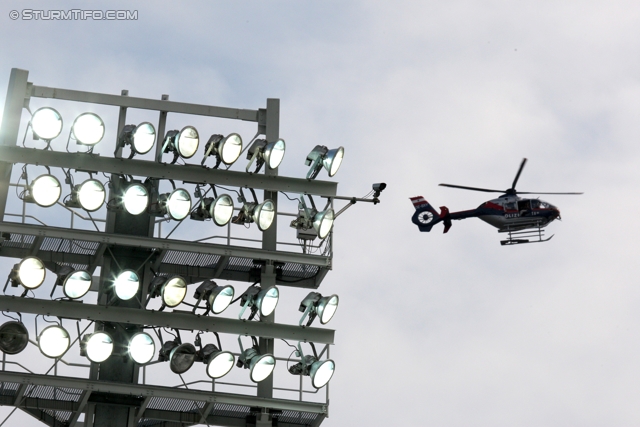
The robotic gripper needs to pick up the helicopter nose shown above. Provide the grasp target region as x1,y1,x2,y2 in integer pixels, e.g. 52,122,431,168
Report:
553,208,561,220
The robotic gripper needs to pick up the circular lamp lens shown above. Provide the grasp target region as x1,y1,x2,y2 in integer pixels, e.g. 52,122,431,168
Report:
325,147,344,177
318,295,339,324
31,107,63,140
132,122,156,155
210,194,234,226
257,287,279,317
72,113,105,146
250,354,276,383
123,183,149,215
162,276,187,308
114,270,139,300
31,174,61,207
254,199,275,231
220,133,243,165
129,332,155,365
209,285,234,314
310,359,335,389
16,256,46,289
176,126,199,159
166,189,192,221
38,325,70,358
0,321,29,355
77,179,106,212
206,351,235,379
63,270,92,299
169,343,196,374
265,139,286,169
314,209,335,240
85,332,113,363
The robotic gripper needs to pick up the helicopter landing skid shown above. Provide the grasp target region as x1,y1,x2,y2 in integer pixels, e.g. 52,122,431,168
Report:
499,226,554,246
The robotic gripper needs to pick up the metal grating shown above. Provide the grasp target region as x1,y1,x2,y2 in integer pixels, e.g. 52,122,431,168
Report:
212,402,251,418
280,409,319,424
24,384,82,402
282,262,320,279
147,396,206,412
41,409,73,423
226,256,256,272
40,237,100,255
0,233,35,249
162,251,220,268
0,381,20,396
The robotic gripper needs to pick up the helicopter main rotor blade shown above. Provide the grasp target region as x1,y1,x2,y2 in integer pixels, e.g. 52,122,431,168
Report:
439,183,504,193
516,191,584,195
511,158,527,190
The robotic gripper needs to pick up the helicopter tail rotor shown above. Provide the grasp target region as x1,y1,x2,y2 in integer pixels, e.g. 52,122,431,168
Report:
410,196,451,233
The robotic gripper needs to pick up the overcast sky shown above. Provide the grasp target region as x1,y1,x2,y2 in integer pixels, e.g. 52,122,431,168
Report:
1,1,640,426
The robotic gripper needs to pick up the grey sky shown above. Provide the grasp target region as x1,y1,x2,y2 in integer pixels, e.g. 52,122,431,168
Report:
1,1,639,426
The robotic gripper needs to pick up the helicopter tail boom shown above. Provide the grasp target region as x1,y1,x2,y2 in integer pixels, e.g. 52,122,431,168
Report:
410,196,451,233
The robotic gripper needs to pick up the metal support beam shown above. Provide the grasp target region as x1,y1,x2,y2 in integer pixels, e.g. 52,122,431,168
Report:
0,146,338,197
0,295,335,344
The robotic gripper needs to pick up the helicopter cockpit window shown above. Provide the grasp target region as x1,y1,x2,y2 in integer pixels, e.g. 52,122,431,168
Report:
504,202,517,211
539,201,550,209
530,200,540,209
517,200,531,211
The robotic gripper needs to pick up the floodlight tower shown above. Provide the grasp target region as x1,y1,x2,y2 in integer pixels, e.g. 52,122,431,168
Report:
0,68,383,427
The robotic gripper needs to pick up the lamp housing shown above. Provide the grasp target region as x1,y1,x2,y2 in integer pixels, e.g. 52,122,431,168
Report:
194,280,235,315
72,112,105,146
299,292,339,326
65,179,106,212
237,346,276,383
162,126,199,162
25,174,62,208
196,343,235,379
288,355,335,389
232,199,275,231
55,265,92,299
245,138,286,173
202,133,243,168
10,256,46,290
118,122,156,156
31,107,63,141
0,321,29,355
305,145,344,179
80,331,114,363
148,275,187,308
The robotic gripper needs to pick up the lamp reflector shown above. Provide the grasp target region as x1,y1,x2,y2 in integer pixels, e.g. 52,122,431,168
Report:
176,126,199,159
207,350,235,379
0,321,29,355
162,276,187,308
253,199,275,231
310,359,335,389
31,107,63,140
76,179,106,212
114,270,139,300
31,174,61,207
72,113,105,146
209,285,234,314
210,194,234,226
123,183,149,215
84,332,113,363
317,295,339,324
129,332,155,364
313,208,335,240
170,343,196,374
165,188,192,221
256,287,279,317
38,325,70,358
63,270,92,299
220,133,243,165
131,122,156,154
324,147,344,177
250,353,276,383
13,256,46,289
265,139,286,169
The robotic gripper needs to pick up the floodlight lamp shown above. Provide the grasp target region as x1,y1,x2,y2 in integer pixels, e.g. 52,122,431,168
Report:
289,355,335,389
237,347,276,383
148,275,187,309
305,145,344,179
197,343,235,379
121,182,149,215
55,266,92,299
157,188,192,221
66,179,106,212
194,280,235,315
239,286,279,320
159,340,197,374
202,133,243,167
72,113,105,146
162,126,199,162
113,270,140,301
290,196,335,240
80,331,114,363
0,321,29,355
299,292,339,326
232,199,275,231
245,138,286,173
25,174,61,208
38,325,70,358
129,332,155,365
118,122,156,156
10,256,46,290
31,107,63,141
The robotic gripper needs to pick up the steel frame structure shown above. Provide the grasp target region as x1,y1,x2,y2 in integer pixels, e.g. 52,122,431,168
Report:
0,68,341,427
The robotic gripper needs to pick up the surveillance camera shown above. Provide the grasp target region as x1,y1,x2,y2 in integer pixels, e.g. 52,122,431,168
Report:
372,183,386,195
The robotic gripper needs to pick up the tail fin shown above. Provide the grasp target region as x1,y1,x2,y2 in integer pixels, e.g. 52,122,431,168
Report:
410,196,451,233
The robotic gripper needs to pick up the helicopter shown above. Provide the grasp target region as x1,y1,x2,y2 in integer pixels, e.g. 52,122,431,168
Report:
410,158,582,245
